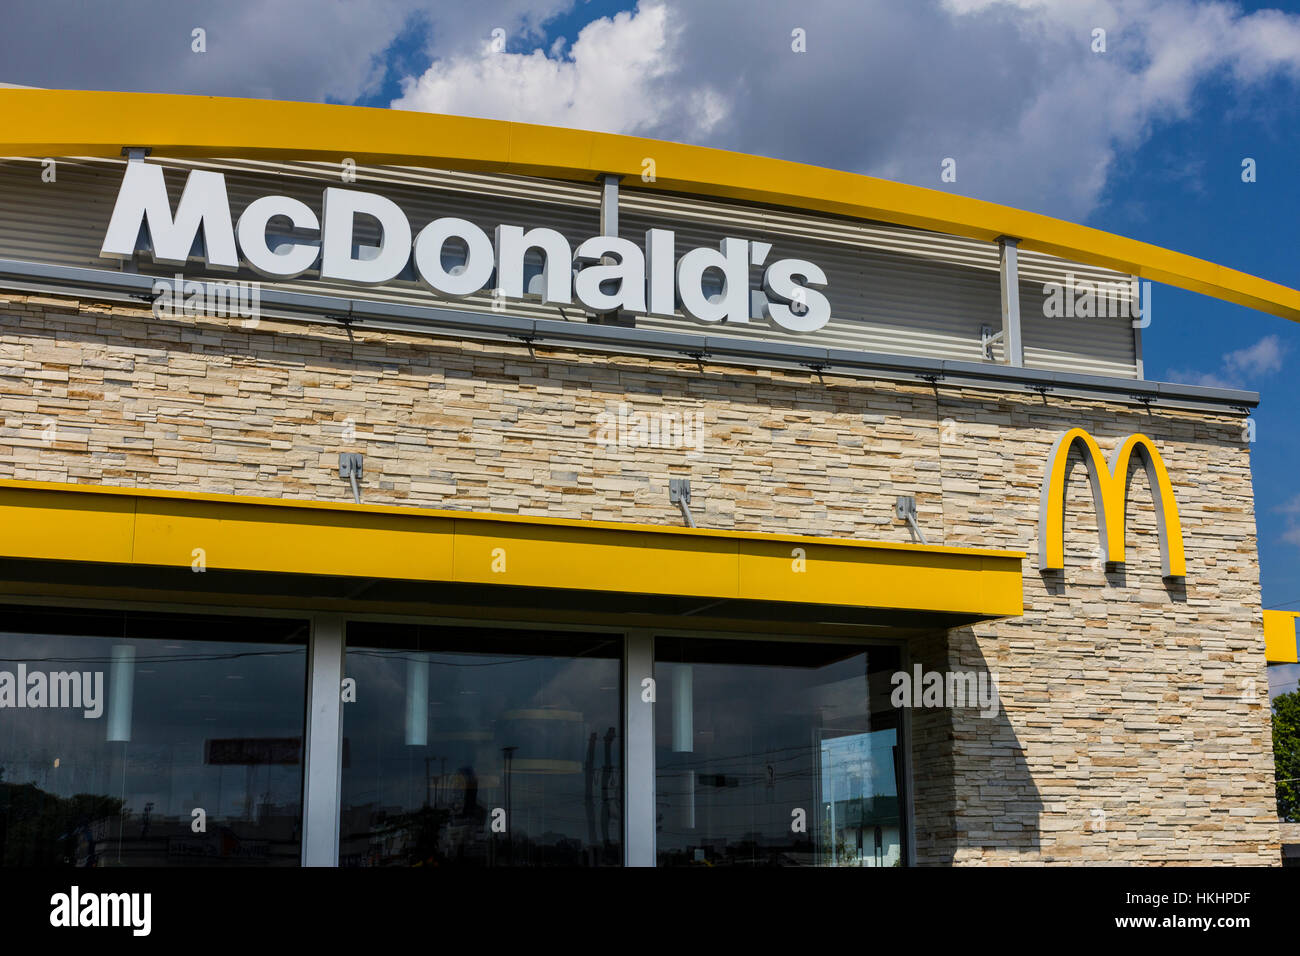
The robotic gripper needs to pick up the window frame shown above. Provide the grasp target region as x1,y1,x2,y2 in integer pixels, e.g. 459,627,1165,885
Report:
0,595,914,868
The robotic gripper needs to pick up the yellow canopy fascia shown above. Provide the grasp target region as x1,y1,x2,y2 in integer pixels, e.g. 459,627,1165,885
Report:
0,479,1024,620
0,89,1297,323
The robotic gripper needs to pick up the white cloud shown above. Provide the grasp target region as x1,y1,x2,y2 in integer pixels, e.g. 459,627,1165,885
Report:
5,0,1300,223
1163,333,1287,388
392,3,726,138
0,0,578,104
1225,334,1286,377
1280,495,1300,547
388,0,1300,221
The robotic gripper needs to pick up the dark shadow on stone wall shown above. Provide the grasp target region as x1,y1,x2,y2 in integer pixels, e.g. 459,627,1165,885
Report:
909,625,1043,865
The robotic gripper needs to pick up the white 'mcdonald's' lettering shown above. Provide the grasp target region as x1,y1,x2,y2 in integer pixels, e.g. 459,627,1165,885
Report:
99,164,833,333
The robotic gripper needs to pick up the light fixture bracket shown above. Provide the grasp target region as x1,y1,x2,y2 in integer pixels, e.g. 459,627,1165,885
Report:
980,324,1006,361
339,452,364,504
895,495,928,545
669,478,696,528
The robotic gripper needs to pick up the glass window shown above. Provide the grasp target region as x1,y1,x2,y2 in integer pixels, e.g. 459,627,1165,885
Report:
655,637,903,867
0,606,309,867
340,623,622,867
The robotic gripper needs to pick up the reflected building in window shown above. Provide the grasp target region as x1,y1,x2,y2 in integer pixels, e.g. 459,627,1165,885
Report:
0,606,308,867
338,624,622,867
654,637,902,867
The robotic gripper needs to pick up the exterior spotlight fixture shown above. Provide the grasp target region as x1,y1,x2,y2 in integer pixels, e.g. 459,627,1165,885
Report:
895,495,928,544
339,452,363,503
669,478,696,528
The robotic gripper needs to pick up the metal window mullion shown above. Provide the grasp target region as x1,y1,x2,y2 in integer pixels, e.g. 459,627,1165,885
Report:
1133,278,1146,379
301,613,346,866
600,174,620,237
998,237,1024,367
623,630,655,866
899,642,918,868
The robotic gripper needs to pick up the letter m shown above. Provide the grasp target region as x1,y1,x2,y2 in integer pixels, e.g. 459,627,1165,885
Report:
100,163,238,269
1038,428,1185,578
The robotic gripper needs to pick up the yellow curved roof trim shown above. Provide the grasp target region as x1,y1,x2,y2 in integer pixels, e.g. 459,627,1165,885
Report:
2,88,1298,323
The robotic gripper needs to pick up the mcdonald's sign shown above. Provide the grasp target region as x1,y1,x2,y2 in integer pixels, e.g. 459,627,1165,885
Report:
1038,429,1186,578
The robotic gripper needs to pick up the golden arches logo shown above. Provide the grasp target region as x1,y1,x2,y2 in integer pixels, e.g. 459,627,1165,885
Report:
1038,429,1185,578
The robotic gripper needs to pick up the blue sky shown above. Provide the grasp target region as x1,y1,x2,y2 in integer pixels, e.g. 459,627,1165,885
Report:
1084,17,1300,613
2,0,1299,611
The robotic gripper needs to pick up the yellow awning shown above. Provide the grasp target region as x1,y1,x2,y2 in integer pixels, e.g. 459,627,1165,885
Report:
0,479,1023,623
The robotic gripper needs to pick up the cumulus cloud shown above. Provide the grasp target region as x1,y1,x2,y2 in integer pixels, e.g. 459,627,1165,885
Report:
392,3,727,139
1224,334,1286,377
5,0,1300,222
0,0,576,104
392,0,1300,220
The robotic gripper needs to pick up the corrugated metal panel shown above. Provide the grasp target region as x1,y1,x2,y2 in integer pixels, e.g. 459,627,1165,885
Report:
159,156,603,210
621,185,1136,377
620,185,1003,272
0,156,602,325
1016,246,1134,290
1018,269,1137,379
0,156,1137,377
618,210,1000,364
0,158,123,270
620,186,1137,289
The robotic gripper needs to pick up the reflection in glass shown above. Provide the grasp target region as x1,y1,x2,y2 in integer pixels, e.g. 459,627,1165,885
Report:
340,624,622,867
0,606,309,867
655,638,903,867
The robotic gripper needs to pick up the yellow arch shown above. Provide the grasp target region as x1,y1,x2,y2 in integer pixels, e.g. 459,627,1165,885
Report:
1038,429,1186,578
1,88,1299,324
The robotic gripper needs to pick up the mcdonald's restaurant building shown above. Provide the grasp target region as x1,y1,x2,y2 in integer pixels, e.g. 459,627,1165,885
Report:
0,89,1291,869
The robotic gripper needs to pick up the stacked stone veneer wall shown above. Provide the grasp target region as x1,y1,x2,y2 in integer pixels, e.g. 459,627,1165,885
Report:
0,291,1279,863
